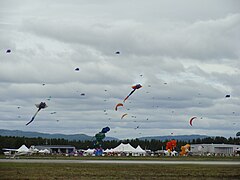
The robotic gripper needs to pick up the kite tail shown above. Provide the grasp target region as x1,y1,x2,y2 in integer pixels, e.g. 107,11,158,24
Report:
26,109,41,126
123,89,136,103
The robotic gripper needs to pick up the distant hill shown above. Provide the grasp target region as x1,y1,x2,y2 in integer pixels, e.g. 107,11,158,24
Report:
138,135,209,141
0,129,118,141
0,129,209,142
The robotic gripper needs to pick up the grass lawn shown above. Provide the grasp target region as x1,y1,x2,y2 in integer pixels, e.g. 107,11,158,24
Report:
0,162,240,179
1,154,240,161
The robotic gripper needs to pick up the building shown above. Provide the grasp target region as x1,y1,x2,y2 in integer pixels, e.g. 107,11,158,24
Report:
190,144,240,156
34,145,76,154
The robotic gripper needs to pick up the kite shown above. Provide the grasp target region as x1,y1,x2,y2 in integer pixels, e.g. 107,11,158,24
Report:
26,102,47,126
75,68,80,71
101,126,110,133
94,127,111,151
236,132,240,137
121,113,128,119
166,140,177,151
225,95,230,98
81,93,85,96
115,51,120,54
6,49,11,53
123,84,142,102
189,116,197,126
134,126,139,130
115,103,123,111
95,132,106,143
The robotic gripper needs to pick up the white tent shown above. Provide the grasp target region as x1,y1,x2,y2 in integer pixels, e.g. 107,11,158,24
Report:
39,149,50,154
104,148,113,153
135,145,146,153
16,145,29,153
83,148,95,156
112,143,136,153
134,145,146,156
29,146,39,153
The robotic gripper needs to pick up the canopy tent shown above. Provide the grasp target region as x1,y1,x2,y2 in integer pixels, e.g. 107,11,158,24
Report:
39,149,50,154
83,148,95,156
112,143,136,153
104,148,114,153
135,145,146,153
16,145,29,153
111,143,146,156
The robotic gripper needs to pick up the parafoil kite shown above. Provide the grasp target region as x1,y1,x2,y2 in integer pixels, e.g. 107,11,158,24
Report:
123,84,142,102
115,51,120,54
75,68,80,71
95,132,105,143
6,49,11,53
225,94,230,98
115,103,123,111
26,102,48,126
121,113,128,119
101,126,110,133
94,127,110,148
236,132,240,137
189,116,197,126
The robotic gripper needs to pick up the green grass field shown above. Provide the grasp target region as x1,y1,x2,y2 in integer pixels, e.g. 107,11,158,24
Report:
1,154,239,161
1,155,240,179
1,162,240,179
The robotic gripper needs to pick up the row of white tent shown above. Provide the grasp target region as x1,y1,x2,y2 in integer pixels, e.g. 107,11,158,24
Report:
3,145,50,158
84,143,147,156
13,145,50,154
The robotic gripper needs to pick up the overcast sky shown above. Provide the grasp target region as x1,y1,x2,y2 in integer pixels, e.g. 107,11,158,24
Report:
0,0,239,139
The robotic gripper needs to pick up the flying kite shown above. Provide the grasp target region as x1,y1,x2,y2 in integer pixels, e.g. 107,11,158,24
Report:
123,84,142,102
236,132,240,137
134,126,139,130
6,49,11,53
75,68,80,71
26,102,48,126
115,103,123,111
121,113,128,119
94,126,111,149
101,126,110,134
189,116,197,126
225,95,230,98
115,51,120,54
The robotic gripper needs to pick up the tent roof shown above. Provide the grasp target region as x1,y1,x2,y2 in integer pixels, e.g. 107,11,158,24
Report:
112,143,136,153
135,145,146,153
17,145,29,152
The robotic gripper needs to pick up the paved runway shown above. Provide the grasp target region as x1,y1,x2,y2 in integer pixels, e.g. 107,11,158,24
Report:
1,159,240,165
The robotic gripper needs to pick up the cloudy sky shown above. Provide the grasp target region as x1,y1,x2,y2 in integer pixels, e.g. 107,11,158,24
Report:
0,0,239,139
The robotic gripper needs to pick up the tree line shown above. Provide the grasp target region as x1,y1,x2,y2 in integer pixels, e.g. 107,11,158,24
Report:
0,135,239,153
